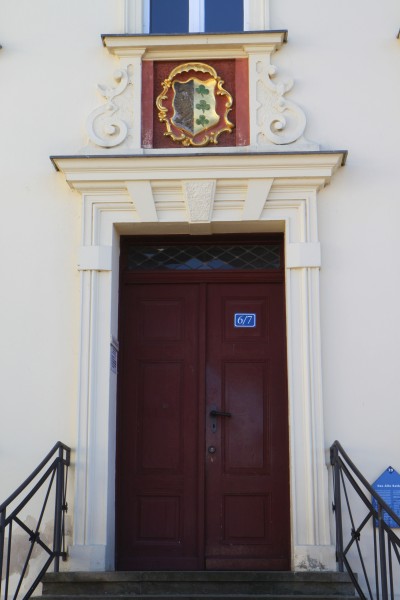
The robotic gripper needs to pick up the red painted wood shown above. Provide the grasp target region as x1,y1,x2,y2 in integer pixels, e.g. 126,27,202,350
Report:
205,283,290,570
116,284,202,570
116,243,289,570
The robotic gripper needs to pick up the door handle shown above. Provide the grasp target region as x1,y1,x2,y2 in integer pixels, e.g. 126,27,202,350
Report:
209,408,232,433
209,410,232,418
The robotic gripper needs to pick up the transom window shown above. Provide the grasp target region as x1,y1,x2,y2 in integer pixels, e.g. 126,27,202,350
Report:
126,243,282,271
146,0,245,33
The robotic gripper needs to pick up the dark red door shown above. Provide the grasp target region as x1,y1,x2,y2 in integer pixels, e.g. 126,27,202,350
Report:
116,279,290,570
116,284,202,570
205,284,290,570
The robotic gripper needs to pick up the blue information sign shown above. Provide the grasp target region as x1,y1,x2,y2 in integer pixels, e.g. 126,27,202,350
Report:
234,313,256,328
372,466,400,528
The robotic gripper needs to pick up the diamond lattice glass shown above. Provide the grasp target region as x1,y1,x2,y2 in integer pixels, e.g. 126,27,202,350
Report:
127,244,281,271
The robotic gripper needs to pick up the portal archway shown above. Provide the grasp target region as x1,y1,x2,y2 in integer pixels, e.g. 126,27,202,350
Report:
53,151,345,571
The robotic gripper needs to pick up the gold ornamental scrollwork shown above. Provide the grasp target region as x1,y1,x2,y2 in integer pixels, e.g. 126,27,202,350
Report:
156,62,234,147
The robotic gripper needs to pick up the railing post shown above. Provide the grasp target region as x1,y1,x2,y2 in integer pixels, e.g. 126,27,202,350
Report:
0,509,5,599
377,505,388,600
53,448,64,573
331,444,344,572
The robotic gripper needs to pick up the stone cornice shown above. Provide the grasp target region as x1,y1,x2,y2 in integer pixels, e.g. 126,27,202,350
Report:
51,151,346,192
101,31,287,60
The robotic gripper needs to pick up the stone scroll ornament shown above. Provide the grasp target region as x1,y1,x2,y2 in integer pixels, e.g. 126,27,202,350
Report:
256,62,307,145
156,62,234,147
86,69,130,148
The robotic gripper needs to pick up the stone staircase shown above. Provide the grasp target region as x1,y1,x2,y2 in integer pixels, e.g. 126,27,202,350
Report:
38,571,357,600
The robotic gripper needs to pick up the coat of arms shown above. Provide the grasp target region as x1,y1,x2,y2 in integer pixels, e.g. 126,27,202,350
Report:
156,62,234,147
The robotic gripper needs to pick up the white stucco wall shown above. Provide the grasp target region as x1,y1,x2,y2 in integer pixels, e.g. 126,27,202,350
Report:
0,1,122,491
272,0,400,472
0,4,125,586
272,3,400,591
0,0,399,589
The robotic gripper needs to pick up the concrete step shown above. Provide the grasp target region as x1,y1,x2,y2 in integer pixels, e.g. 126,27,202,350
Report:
41,572,356,598
37,596,358,600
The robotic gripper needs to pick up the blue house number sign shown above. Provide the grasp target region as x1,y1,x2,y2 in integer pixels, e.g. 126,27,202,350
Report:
372,466,400,528
234,313,256,328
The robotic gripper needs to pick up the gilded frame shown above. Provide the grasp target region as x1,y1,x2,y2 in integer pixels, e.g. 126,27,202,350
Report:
156,62,234,147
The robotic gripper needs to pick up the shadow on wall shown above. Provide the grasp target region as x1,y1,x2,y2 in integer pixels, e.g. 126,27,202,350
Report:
1,515,72,597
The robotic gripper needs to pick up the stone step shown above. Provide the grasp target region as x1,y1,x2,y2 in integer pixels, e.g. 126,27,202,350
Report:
41,572,355,598
37,596,358,600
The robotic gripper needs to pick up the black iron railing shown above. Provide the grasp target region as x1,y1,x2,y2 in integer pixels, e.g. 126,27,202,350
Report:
0,442,70,600
331,440,400,600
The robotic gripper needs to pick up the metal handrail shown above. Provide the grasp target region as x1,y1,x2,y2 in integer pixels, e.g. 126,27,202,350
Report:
0,442,70,600
331,440,400,600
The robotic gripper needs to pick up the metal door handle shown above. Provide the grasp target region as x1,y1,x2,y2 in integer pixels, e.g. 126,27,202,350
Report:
209,410,232,418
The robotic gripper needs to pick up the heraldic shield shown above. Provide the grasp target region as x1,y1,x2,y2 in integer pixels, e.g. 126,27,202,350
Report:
156,62,234,147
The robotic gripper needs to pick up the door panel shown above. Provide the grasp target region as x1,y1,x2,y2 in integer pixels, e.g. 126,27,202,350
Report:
137,361,183,471
116,279,290,570
205,284,290,570
223,361,266,471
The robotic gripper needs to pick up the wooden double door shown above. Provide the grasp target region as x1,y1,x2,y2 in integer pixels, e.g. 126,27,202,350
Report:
116,268,290,570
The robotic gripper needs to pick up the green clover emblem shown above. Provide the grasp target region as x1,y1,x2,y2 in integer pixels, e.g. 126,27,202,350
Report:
196,99,210,113
196,84,210,97
196,114,209,126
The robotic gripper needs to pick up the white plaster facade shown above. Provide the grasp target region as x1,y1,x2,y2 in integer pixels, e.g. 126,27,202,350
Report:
1,0,400,588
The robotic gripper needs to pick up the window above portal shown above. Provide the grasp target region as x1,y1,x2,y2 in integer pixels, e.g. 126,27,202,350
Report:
149,0,244,34
125,240,282,271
